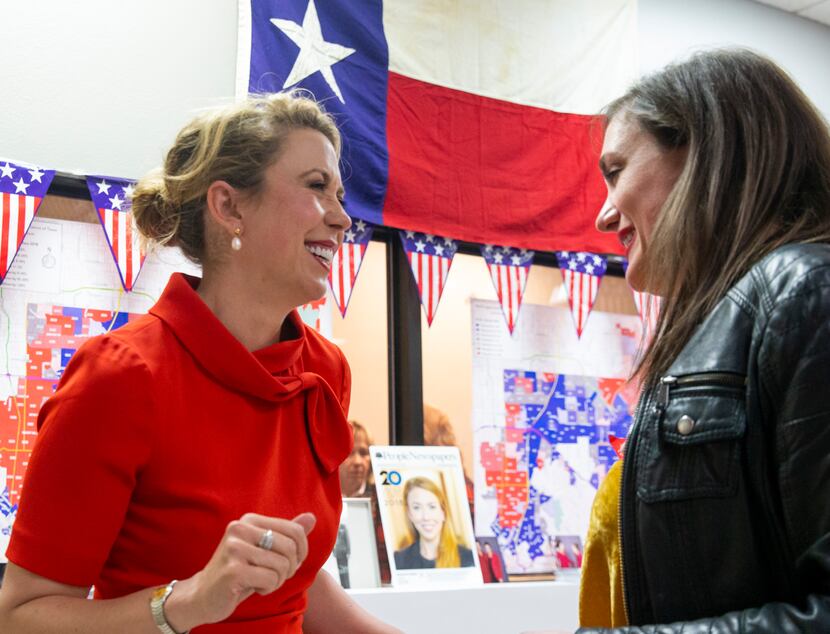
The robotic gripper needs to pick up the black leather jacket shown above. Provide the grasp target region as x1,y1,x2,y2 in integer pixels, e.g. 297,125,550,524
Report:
579,244,830,633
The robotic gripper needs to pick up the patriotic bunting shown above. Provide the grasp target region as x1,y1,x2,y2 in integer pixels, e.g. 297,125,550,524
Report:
481,245,534,334
555,251,607,339
633,290,661,342
86,176,145,291
0,160,56,283
298,296,327,333
399,231,458,326
622,259,662,343
328,218,373,317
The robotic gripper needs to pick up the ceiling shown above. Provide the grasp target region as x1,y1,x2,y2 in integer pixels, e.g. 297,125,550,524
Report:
751,0,830,26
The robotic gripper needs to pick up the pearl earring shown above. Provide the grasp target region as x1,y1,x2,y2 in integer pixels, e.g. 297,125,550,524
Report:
231,227,242,251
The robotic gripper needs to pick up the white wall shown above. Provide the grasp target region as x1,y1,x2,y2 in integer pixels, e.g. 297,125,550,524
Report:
0,0,238,178
639,0,830,116
1,0,829,180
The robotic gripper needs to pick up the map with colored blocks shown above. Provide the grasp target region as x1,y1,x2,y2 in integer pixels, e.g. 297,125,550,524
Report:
480,370,637,572
471,299,643,575
0,305,138,509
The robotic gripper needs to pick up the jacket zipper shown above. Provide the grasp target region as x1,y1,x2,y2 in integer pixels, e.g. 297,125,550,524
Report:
656,372,746,411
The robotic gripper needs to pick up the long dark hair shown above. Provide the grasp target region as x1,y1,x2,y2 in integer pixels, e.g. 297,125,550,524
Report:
606,49,830,386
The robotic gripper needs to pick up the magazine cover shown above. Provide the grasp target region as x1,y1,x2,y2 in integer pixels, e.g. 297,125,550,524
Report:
370,445,483,588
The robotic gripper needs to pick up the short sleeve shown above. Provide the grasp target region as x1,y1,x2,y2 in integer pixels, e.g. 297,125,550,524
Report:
7,334,156,587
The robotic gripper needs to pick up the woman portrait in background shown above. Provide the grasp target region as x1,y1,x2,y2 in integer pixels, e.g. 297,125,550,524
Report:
576,48,830,631
393,477,474,570
0,92,398,633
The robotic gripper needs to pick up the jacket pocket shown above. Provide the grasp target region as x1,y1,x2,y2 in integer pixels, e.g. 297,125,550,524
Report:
637,372,747,503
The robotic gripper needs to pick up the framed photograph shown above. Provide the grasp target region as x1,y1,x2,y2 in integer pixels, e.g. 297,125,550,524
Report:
551,534,583,571
474,536,509,583
323,497,381,589
370,445,483,588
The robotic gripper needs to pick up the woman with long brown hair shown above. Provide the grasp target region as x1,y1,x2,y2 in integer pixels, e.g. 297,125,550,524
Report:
577,49,830,631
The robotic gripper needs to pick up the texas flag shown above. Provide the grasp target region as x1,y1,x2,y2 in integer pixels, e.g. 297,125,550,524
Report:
86,177,146,291
237,0,635,254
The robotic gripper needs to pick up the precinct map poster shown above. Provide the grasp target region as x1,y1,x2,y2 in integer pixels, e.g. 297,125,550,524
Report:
471,298,642,575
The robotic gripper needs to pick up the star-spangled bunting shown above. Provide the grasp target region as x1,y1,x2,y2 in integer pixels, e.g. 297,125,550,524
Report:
399,231,458,326
86,176,145,291
0,161,56,283
622,259,662,343
328,218,373,317
481,244,534,334
298,296,327,332
633,290,661,342
555,251,607,339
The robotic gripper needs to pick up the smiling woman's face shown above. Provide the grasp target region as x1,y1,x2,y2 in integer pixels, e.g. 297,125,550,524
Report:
406,486,445,542
596,114,687,292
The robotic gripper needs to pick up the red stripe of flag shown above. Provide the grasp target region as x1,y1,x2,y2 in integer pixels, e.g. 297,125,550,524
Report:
125,212,134,289
1,193,10,277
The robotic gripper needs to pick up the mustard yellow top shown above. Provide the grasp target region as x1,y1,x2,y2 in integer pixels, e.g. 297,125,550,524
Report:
578,459,627,628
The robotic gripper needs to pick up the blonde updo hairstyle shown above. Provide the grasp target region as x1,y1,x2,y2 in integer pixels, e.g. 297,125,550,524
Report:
131,92,341,265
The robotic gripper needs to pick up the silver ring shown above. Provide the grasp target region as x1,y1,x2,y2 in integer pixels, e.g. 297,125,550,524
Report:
257,529,274,550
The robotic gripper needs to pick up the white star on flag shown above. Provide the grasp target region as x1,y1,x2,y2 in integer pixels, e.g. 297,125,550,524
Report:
27,168,45,183
494,252,504,264
344,229,355,241
271,0,356,104
123,183,135,199
405,230,415,239
0,163,15,179
109,194,124,210
355,220,366,232
97,180,111,195
434,244,445,256
415,240,426,252
13,178,29,194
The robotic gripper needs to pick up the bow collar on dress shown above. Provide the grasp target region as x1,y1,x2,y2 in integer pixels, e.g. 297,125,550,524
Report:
149,273,351,474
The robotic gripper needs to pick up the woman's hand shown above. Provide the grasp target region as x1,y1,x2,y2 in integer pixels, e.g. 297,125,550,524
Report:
164,512,316,631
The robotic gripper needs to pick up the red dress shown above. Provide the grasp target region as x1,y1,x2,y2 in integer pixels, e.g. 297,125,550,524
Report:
7,274,353,632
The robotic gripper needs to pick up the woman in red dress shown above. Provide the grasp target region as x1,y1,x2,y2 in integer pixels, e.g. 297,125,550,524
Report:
0,93,399,633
